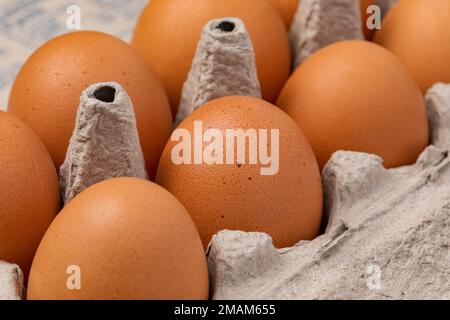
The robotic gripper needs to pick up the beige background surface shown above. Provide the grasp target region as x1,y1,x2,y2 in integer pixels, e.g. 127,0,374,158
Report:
0,0,148,109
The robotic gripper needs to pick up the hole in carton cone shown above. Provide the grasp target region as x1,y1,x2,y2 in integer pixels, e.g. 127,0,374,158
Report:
216,21,236,32
93,86,116,103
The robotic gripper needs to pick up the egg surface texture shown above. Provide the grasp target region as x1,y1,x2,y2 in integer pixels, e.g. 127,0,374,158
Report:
156,96,323,248
277,40,429,170
270,0,375,38
374,0,450,93
0,110,59,277
270,0,299,27
132,0,291,113
27,177,208,300
8,31,172,178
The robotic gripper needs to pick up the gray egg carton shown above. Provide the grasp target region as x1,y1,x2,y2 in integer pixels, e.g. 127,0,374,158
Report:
59,82,148,205
0,261,23,300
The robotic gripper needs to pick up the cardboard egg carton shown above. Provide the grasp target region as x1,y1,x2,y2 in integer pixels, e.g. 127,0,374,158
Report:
59,82,148,205
0,261,24,300
175,17,261,126
290,0,365,66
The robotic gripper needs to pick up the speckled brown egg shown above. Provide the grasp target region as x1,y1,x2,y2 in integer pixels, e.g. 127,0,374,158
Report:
156,96,323,248
132,0,291,113
277,40,429,170
8,31,172,178
0,110,59,278
374,0,450,93
27,177,208,300
270,0,375,38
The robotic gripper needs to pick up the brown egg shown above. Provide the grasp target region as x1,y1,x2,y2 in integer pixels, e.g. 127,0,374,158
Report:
270,0,299,27
374,0,450,93
156,96,323,248
0,110,59,277
270,0,375,38
277,40,429,170
27,177,208,300
8,31,172,178
132,0,291,114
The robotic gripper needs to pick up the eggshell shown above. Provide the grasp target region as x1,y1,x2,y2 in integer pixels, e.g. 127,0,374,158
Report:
270,0,375,38
270,0,299,27
156,96,323,248
0,110,59,277
277,40,429,170
131,0,291,113
27,177,208,300
8,31,172,178
374,0,450,93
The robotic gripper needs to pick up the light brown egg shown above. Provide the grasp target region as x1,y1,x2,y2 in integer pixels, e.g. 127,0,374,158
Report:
277,40,429,170
0,110,59,278
27,177,208,300
156,96,323,248
374,0,450,93
132,0,291,114
270,0,375,38
270,0,299,27
8,31,172,178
